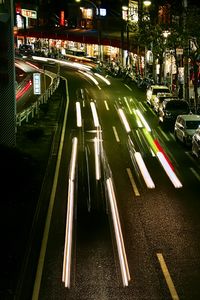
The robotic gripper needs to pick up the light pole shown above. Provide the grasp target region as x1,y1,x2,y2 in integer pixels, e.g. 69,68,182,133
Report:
143,0,151,78
0,0,16,147
182,0,189,101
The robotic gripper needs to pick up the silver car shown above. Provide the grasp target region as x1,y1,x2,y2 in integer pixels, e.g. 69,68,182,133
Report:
174,114,200,146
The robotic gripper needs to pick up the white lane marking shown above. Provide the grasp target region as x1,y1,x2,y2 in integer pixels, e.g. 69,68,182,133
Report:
134,152,155,189
104,100,109,110
112,126,120,142
126,168,140,196
157,127,170,141
190,167,200,182
169,132,176,141
157,253,179,300
138,101,147,112
124,84,132,91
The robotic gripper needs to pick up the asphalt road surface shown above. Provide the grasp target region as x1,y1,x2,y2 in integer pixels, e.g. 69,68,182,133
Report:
31,62,200,300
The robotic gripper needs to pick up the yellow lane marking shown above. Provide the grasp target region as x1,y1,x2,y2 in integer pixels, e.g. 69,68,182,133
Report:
112,126,120,142
126,168,140,196
157,253,179,300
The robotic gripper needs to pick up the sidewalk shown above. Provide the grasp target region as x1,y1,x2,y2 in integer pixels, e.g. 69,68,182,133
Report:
0,80,65,299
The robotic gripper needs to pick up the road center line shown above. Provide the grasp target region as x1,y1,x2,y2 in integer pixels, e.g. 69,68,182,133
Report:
190,167,200,182
126,168,140,196
112,126,120,142
124,84,132,91
157,253,179,300
104,100,109,110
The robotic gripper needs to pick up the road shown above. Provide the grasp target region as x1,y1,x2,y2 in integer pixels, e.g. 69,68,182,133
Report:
31,62,200,300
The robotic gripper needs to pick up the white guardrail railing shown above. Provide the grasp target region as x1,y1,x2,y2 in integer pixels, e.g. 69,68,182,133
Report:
16,73,60,126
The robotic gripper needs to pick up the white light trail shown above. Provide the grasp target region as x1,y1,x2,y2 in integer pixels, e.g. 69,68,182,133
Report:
62,137,78,288
134,152,155,189
124,97,132,114
69,137,78,181
62,179,74,288
94,72,111,85
156,152,182,188
90,102,100,127
133,109,143,128
135,109,151,132
106,178,130,286
76,102,82,127
118,108,131,133
79,70,100,86
94,137,101,180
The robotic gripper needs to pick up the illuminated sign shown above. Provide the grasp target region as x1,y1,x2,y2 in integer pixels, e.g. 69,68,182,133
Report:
60,10,65,26
21,9,37,19
33,73,41,95
129,1,138,23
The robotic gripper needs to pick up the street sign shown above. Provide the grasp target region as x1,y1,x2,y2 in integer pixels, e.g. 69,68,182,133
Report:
176,48,183,55
33,72,41,95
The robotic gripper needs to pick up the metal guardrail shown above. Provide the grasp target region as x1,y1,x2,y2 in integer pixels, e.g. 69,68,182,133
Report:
16,75,60,126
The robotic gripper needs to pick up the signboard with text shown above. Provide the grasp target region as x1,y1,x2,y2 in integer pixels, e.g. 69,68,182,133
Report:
33,73,41,95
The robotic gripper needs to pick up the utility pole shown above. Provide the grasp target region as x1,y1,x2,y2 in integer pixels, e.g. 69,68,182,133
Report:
0,0,16,147
182,0,189,101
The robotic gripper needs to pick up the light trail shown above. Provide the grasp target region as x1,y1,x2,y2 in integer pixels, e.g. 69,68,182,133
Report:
118,108,131,133
90,102,100,127
94,72,111,85
133,109,143,128
135,109,151,132
79,70,100,87
134,152,155,189
106,178,130,286
75,102,82,127
16,79,32,101
94,137,101,180
124,97,132,114
156,152,182,188
62,137,78,288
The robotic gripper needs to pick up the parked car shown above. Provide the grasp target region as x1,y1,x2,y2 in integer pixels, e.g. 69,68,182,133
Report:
192,128,200,158
158,99,190,126
174,114,200,146
153,93,177,113
19,44,34,56
146,85,171,106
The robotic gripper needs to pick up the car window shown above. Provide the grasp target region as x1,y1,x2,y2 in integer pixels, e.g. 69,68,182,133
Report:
185,121,200,129
153,88,170,95
166,101,189,110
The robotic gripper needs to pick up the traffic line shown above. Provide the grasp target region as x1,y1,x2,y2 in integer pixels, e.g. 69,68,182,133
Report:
157,253,179,300
112,126,120,142
190,167,200,182
104,100,109,110
124,84,132,91
126,168,140,196
157,127,170,141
